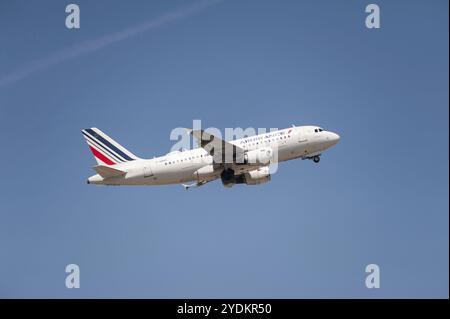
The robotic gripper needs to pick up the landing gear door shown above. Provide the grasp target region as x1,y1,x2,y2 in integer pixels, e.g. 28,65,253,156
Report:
144,166,153,178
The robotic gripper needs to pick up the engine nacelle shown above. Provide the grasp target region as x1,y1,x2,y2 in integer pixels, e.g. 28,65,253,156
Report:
244,166,271,185
220,168,236,187
244,147,273,165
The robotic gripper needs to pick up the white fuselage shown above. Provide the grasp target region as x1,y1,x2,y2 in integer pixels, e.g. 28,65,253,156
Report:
87,125,340,186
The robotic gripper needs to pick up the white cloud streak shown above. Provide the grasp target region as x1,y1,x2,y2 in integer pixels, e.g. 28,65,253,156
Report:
0,0,222,88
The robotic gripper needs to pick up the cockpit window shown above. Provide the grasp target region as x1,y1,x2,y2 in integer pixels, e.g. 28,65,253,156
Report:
315,128,324,133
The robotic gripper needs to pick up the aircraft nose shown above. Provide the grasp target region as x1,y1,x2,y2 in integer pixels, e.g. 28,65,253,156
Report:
333,132,340,142
329,132,340,145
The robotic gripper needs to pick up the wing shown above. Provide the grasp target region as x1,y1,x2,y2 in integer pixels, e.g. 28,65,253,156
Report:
186,129,245,165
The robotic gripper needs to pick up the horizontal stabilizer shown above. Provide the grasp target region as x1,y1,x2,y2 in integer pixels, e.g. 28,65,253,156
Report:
93,165,126,178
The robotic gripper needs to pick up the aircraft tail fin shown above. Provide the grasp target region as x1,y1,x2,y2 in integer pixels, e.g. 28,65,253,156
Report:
81,127,140,166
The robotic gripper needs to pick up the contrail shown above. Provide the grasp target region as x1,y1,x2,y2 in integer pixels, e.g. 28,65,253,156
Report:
0,0,222,88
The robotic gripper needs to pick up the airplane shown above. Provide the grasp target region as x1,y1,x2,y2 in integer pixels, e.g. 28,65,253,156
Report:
82,125,340,189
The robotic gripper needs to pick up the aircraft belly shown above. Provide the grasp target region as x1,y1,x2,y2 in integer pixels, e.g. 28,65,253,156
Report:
155,163,203,184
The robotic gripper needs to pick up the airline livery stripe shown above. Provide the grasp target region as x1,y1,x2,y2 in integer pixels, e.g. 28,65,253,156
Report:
86,128,134,161
83,131,124,163
86,140,118,163
89,145,116,165
83,130,127,162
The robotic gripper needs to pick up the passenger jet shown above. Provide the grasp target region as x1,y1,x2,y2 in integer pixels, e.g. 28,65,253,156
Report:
82,126,340,189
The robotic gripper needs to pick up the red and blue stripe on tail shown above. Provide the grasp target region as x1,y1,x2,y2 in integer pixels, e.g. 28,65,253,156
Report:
82,128,139,166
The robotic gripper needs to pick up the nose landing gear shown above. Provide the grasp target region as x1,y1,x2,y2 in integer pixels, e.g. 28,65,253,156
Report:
301,154,321,163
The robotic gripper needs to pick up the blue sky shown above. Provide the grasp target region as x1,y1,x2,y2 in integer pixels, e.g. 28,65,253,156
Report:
0,0,448,298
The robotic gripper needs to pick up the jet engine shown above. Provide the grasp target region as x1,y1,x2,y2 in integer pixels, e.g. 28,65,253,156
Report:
220,167,271,187
220,168,236,187
243,166,271,185
244,147,273,165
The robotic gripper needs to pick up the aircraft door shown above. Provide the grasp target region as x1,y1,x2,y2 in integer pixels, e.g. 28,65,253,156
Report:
144,166,153,178
297,131,309,155
298,131,307,144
